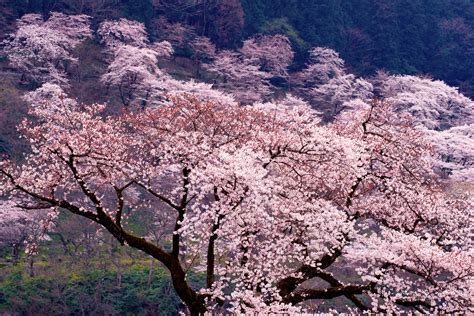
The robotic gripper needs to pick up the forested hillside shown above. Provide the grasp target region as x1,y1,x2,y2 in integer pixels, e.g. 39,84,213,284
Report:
0,1,473,315
243,0,474,96
1,0,473,96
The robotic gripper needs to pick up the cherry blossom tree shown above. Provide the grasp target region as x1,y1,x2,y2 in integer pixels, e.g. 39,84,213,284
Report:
1,13,92,86
330,101,473,313
204,50,273,104
189,36,216,77
14,13,44,27
292,47,346,91
0,200,49,275
98,25,229,109
428,124,474,182
0,92,471,314
241,34,294,78
98,18,175,108
23,82,77,109
371,74,474,182
43,12,93,43
198,34,292,103
310,74,373,119
97,18,149,49
113,23,217,105
100,44,172,107
291,47,373,118
163,80,237,106
372,74,474,130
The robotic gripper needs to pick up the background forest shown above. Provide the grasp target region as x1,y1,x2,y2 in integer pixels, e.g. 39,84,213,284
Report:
1,0,473,96
0,1,473,315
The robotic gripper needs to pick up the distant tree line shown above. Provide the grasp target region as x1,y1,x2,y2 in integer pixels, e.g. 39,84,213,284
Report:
241,0,474,97
1,0,472,96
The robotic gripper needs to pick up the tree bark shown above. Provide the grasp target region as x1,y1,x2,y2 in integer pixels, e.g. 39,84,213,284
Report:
28,254,35,277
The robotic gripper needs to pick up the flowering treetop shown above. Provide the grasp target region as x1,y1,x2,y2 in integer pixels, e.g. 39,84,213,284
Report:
241,34,294,77
428,124,474,181
97,18,149,48
204,50,273,104
293,47,346,89
97,18,175,108
0,91,471,314
2,13,92,86
291,47,373,118
374,74,474,130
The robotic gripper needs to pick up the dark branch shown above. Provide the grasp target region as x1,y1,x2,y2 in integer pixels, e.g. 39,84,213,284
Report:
283,283,373,305
172,167,190,257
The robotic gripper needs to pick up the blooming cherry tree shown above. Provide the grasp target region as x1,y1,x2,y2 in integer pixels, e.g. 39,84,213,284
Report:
0,200,47,249
292,47,346,90
310,74,373,119
204,50,273,104
23,82,79,114
101,45,172,107
97,18,149,48
241,34,294,77
428,124,474,181
371,74,474,182
291,47,373,118
202,34,293,104
44,12,92,43
0,91,471,314
373,74,474,130
163,80,237,106
2,13,92,86
98,18,175,108
0,199,50,276
15,13,43,27
331,101,473,313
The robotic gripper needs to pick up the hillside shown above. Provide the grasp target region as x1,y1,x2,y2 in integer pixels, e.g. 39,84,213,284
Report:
1,0,473,97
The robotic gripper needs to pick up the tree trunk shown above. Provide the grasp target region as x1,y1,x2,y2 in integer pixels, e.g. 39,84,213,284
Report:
28,255,35,277
11,243,20,265
147,259,155,289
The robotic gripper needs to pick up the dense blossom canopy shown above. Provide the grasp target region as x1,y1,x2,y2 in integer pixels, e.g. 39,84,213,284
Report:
2,13,91,86
0,200,48,254
204,50,273,104
97,18,149,48
292,47,373,118
1,92,472,313
0,12,473,315
241,34,294,77
374,74,474,130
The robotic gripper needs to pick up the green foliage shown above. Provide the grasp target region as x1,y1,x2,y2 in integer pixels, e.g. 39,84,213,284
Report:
260,17,307,52
241,0,474,96
0,264,204,315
